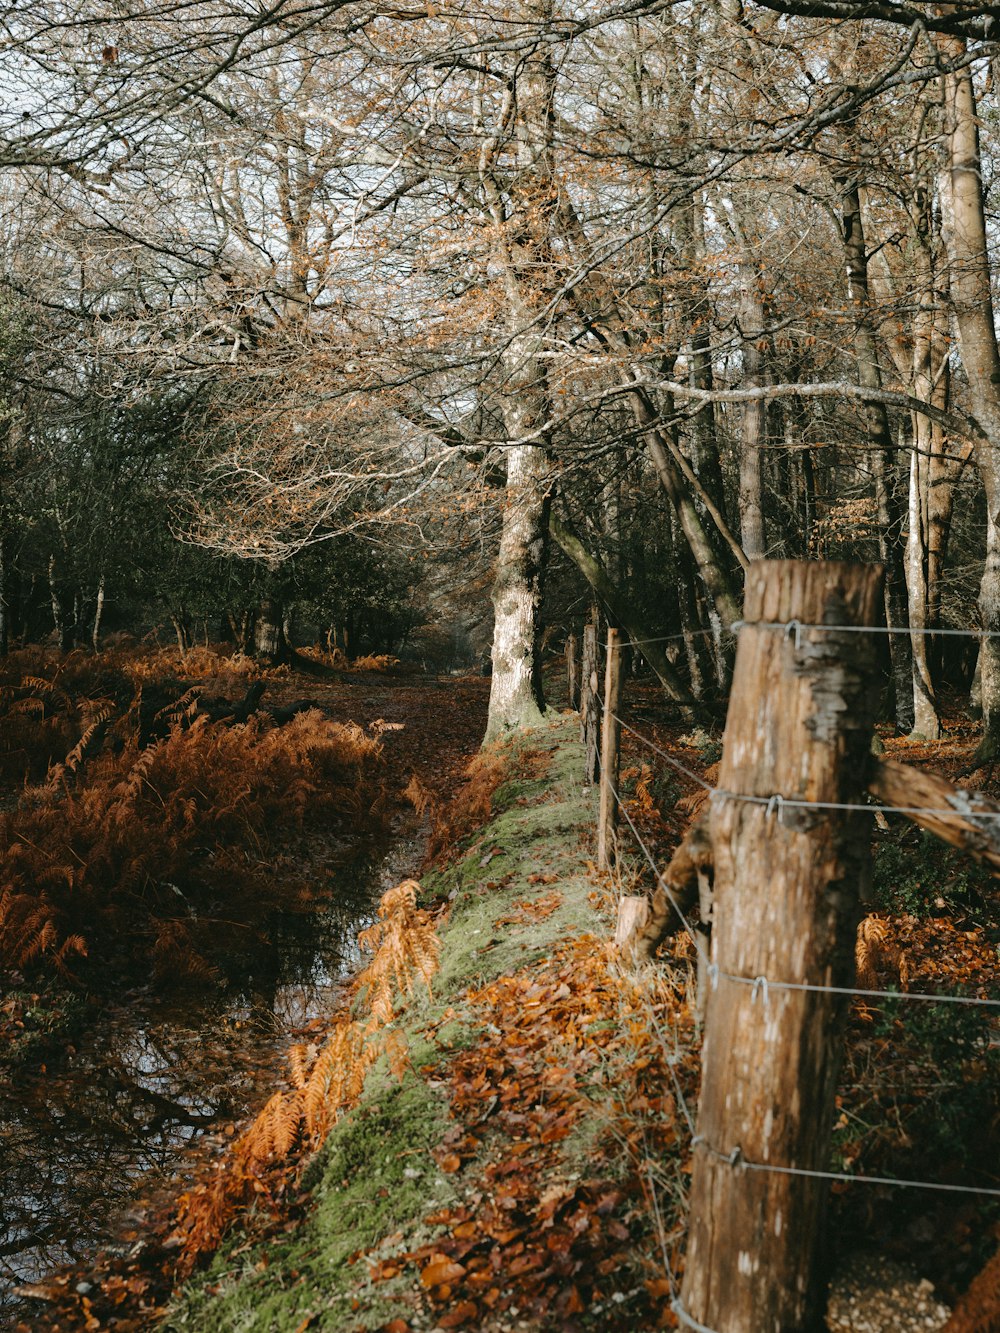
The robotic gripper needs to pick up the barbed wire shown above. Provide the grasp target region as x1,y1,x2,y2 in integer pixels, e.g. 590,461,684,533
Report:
627,627,734,649
731,617,1000,644
604,767,1000,1217
692,1138,1000,1198
613,716,715,791
576,616,999,659
613,713,1000,826
706,963,1000,1010
671,1295,722,1332
590,624,1000,1325
711,788,1000,822
605,727,1000,1010
604,772,706,952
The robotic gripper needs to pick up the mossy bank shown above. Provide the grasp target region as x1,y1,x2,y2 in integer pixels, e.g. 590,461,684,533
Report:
165,714,689,1332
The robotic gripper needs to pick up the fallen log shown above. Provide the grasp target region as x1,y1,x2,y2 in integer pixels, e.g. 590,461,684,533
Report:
619,813,712,963
868,757,1000,876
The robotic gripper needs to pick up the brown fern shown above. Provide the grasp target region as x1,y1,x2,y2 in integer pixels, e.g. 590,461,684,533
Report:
855,914,898,991
171,875,442,1272
357,879,441,1023
402,773,434,819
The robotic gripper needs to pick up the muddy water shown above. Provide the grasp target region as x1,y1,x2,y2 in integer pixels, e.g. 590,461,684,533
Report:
0,823,423,1320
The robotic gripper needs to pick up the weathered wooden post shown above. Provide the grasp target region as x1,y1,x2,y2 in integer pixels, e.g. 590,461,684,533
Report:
680,561,883,1333
566,633,579,710
597,628,623,872
580,623,600,784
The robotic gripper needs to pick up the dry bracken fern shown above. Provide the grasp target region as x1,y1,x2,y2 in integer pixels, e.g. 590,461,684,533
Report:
172,876,441,1271
358,879,441,1024
855,914,895,990
402,773,433,819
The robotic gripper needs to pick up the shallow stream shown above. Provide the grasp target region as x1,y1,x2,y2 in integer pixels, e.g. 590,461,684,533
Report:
0,823,423,1322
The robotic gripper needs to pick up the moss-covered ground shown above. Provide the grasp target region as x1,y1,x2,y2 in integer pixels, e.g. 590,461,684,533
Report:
164,715,691,1332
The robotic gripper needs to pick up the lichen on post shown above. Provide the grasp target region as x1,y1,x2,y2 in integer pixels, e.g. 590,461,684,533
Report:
681,559,884,1333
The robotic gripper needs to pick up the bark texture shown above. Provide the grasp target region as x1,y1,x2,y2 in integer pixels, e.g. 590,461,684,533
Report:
838,171,913,731
681,560,883,1333
939,41,1000,759
483,0,555,742
254,596,288,665
485,446,551,740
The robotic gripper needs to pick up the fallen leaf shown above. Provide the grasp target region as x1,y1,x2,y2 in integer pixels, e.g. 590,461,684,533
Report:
420,1257,466,1288
438,1301,479,1327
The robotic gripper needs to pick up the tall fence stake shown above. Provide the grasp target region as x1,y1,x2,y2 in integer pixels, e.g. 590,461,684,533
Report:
597,628,622,871
565,632,579,709
580,623,600,784
681,560,883,1332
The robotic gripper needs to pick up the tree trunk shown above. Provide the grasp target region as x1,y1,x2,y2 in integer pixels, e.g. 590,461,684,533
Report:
47,553,72,651
486,446,551,740
92,574,105,653
254,596,288,665
938,40,1000,761
838,171,913,731
678,564,711,701
580,622,600,784
737,264,768,561
907,436,941,738
170,614,192,653
633,388,744,634
0,532,8,656
483,0,556,743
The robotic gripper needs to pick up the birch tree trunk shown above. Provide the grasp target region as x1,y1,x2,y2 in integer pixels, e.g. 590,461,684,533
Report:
483,0,555,741
485,444,551,740
92,574,105,653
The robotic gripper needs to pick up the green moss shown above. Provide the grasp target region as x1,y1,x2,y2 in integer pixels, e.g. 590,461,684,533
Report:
166,1075,455,1332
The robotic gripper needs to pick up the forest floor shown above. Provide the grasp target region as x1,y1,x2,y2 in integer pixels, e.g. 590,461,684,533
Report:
4,655,1000,1331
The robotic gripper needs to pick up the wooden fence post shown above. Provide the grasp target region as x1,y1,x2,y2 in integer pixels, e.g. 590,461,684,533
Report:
566,633,579,710
580,623,600,784
680,560,884,1333
597,628,623,872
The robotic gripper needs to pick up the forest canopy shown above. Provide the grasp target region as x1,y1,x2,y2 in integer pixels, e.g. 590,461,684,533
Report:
3,0,1000,742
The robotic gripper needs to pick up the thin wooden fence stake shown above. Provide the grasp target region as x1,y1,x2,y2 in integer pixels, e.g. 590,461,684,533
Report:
597,628,623,871
565,633,579,710
680,560,884,1332
580,623,600,784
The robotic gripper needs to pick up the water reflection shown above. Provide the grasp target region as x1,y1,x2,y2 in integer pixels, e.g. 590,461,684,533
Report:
0,826,419,1317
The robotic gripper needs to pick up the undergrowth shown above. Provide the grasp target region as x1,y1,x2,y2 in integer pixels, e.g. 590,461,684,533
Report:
424,740,550,862
0,710,386,988
871,829,994,922
0,645,282,784
18,716,698,1332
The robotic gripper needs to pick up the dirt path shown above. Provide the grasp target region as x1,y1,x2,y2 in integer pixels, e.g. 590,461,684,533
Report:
264,669,491,805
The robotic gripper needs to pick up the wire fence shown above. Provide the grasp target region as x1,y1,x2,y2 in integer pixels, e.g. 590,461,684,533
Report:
617,616,1000,654
604,720,1000,1198
579,613,1000,1327
731,617,1000,643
